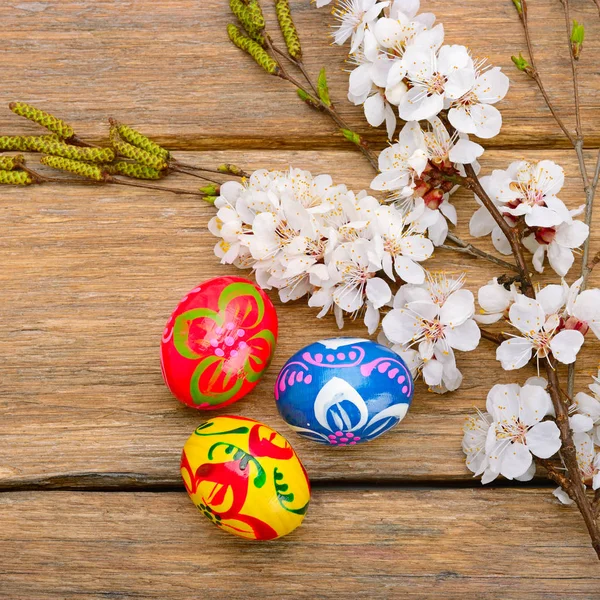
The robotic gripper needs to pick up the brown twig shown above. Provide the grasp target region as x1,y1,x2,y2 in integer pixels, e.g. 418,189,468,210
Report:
518,0,577,146
545,360,600,559
21,166,208,197
538,458,572,493
263,36,380,171
462,163,533,296
170,165,221,185
442,232,519,272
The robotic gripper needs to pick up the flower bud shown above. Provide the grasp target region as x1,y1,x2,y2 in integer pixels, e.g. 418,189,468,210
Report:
40,155,107,181
534,226,556,245
199,184,220,195
571,20,584,60
340,128,362,146
217,163,249,177
9,102,75,139
297,88,320,109
511,53,532,74
511,0,523,16
563,316,589,336
423,188,444,210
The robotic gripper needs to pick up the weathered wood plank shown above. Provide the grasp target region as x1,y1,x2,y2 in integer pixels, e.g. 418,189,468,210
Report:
0,489,598,598
0,0,598,149
1,148,599,486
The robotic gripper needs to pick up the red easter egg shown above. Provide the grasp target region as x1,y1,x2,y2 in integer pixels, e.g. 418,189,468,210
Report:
160,277,278,410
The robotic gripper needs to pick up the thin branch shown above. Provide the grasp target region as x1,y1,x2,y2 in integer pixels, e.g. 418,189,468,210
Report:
170,165,221,185
538,458,572,493
442,232,519,272
518,0,577,147
545,360,600,560
560,0,584,140
263,37,380,172
462,163,533,295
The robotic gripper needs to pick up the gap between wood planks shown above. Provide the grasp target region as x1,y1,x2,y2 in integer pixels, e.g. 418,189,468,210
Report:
0,474,556,492
53,135,600,152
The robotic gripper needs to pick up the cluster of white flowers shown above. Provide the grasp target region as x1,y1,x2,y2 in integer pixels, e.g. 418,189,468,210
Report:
323,0,509,141
379,273,480,393
474,277,600,372
312,0,510,248
462,379,561,483
470,160,589,277
209,168,433,333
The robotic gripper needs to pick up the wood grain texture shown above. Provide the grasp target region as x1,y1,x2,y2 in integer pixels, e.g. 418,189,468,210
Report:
0,489,599,599
2,148,599,487
0,0,598,150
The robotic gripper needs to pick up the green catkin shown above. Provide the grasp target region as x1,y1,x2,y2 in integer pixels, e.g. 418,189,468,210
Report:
109,119,170,161
40,155,106,181
26,138,115,163
9,102,75,139
0,155,24,170
275,0,302,60
0,170,33,185
227,24,279,75
245,0,265,31
109,129,169,170
104,161,164,180
0,136,32,151
0,135,61,152
229,0,265,45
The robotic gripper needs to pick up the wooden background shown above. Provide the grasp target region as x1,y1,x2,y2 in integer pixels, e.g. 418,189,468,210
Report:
1,0,599,597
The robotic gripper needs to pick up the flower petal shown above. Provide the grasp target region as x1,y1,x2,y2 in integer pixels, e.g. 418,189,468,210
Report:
549,329,584,364
525,420,561,459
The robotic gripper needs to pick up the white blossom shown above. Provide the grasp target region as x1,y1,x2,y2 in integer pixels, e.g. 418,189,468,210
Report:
480,383,560,482
474,278,517,324
382,273,480,392
496,294,585,370
448,62,509,139
332,0,389,53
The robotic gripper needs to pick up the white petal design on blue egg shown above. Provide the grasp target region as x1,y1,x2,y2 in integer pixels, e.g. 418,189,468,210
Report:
363,403,409,438
314,377,369,432
318,338,367,350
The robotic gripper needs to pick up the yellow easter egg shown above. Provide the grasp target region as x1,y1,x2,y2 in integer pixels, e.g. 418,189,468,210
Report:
181,416,311,540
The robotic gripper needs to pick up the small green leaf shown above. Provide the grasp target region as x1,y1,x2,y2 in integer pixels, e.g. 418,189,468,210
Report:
571,20,584,59
199,184,219,195
317,67,331,107
511,0,522,15
511,53,531,73
340,128,362,146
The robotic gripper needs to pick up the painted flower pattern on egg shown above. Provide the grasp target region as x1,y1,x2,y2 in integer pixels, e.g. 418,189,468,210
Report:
181,416,310,540
275,338,414,445
161,277,278,409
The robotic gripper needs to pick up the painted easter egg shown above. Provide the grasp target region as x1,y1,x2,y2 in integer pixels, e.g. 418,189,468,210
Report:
181,416,310,540
160,276,278,410
275,338,414,445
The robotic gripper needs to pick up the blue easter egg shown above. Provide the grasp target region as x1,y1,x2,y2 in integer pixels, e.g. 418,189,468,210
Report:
274,338,414,446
